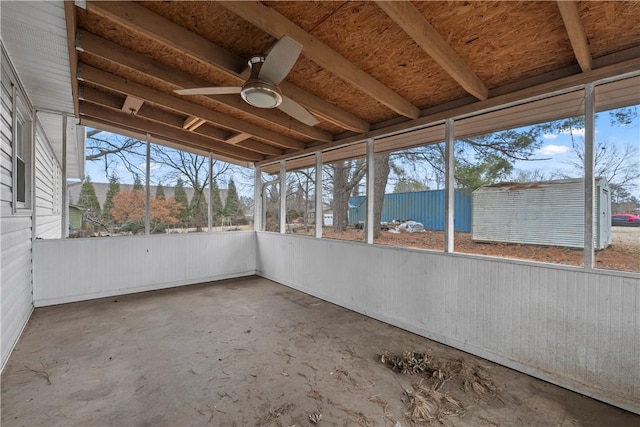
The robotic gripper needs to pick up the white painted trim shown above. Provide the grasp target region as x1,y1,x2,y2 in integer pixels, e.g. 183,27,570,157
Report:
445,119,455,253
365,138,374,244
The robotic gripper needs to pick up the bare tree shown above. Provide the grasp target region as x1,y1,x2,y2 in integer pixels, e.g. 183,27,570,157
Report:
562,137,639,202
325,159,367,232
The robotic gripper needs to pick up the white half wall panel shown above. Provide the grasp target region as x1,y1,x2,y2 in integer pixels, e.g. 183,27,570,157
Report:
33,232,257,306
255,232,640,414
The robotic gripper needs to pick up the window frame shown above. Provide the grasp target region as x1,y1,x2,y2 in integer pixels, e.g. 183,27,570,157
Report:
12,90,32,214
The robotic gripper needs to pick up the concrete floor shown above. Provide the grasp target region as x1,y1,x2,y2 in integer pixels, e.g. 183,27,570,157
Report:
2,276,638,427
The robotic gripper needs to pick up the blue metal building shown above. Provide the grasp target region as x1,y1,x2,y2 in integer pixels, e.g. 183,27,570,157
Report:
348,189,472,232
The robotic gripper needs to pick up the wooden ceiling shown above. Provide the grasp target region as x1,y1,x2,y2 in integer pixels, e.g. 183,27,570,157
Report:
68,1,640,166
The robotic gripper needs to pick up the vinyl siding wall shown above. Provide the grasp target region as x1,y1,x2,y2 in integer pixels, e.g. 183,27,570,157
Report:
34,123,62,239
1,49,34,369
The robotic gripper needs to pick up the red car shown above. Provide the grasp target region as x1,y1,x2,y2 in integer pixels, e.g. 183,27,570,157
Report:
611,214,640,227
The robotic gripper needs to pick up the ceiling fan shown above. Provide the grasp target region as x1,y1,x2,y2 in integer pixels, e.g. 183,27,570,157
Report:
175,36,320,127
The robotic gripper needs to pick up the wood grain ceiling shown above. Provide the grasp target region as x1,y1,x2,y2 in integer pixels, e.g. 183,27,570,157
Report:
68,1,640,165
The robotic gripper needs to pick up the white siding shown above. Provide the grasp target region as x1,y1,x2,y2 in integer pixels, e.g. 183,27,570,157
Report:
33,232,257,306
0,49,33,369
34,124,62,239
255,233,640,414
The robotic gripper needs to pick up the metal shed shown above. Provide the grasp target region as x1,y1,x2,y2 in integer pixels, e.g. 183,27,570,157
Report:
472,178,611,249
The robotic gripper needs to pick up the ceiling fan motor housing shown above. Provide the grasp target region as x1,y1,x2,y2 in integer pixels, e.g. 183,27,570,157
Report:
241,56,283,108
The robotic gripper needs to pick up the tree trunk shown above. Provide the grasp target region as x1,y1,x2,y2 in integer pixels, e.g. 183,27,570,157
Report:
372,152,390,239
332,161,349,232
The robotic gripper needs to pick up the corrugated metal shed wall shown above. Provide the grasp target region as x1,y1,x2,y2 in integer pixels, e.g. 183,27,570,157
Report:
472,179,611,249
349,190,472,232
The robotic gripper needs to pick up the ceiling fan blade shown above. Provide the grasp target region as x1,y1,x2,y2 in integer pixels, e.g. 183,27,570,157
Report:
259,35,303,85
174,87,241,96
278,96,320,127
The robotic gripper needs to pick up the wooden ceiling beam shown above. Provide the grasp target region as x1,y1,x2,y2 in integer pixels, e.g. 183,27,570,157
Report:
85,0,245,73
80,85,282,157
557,1,592,72
77,63,306,150
198,129,283,156
183,116,201,130
79,84,229,142
121,95,144,115
257,55,640,167
81,85,284,157
376,1,488,101
81,116,251,166
76,30,332,142
226,133,252,145
84,1,369,133
218,1,420,120
79,101,264,162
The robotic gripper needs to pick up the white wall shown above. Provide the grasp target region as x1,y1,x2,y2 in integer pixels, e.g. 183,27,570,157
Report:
1,46,34,369
33,231,257,306
256,232,640,414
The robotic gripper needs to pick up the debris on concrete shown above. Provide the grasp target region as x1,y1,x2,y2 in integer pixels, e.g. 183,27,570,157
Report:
380,350,501,423
308,411,322,423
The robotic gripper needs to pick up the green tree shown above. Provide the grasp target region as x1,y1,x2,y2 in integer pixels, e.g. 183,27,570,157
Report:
102,174,120,228
174,178,189,224
77,176,101,227
133,174,144,191
190,191,208,230
155,183,166,200
211,179,224,224
224,178,243,220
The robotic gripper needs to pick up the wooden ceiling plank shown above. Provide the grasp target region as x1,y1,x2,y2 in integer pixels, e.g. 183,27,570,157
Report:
121,95,144,115
189,119,207,132
77,63,306,150
376,1,489,101
235,139,284,156
198,129,283,156
183,115,200,130
218,1,420,120
80,101,263,162
81,116,251,166
225,133,252,145
80,84,230,141
83,1,368,133
85,0,245,73
76,30,333,142
557,1,592,72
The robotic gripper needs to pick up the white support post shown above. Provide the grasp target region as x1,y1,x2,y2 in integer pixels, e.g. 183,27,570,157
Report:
61,114,68,238
279,160,286,234
31,106,37,241
208,153,213,232
445,119,455,253
366,138,375,244
254,166,262,231
584,84,595,269
144,134,151,235
315,152,323,238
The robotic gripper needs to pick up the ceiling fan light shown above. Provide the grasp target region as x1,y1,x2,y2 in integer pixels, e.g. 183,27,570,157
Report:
241,80,283,109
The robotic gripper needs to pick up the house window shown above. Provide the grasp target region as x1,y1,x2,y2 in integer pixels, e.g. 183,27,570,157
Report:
13,93,31,211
